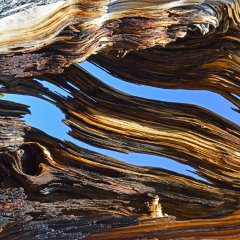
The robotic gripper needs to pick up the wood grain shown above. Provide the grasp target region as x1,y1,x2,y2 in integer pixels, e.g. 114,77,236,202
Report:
1,1,240,239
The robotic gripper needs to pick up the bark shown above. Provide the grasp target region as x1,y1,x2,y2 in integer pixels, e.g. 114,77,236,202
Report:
1,1,240,239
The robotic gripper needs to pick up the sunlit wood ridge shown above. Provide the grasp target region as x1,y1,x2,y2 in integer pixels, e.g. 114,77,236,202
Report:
0,0,240,239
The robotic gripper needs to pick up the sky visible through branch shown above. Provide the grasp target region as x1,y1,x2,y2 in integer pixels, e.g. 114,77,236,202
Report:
3,62,239,183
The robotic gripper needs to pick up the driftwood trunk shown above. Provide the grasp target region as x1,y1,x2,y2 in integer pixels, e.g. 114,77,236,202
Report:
1,1,240,239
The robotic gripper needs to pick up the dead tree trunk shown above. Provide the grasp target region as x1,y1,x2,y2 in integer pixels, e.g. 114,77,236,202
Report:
1,1,240,239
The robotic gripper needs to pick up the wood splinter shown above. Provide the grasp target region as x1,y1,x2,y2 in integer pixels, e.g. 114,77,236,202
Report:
146,194,172,219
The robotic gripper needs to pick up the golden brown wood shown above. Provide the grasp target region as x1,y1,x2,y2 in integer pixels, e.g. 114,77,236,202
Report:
0,1,240,239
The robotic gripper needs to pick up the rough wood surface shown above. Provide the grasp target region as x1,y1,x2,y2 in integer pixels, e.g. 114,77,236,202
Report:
1,1,240,239
90,35,240,109
2,65,240,187
0,0,239,80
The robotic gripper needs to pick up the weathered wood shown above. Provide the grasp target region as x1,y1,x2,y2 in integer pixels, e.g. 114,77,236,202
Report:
0,100,29,153
0,0,239,111
90,35,240,109
1,0,240,239
3,125,237,219
0,71,240,238
0,0,239,80
1,66,240,187
90,209,240,240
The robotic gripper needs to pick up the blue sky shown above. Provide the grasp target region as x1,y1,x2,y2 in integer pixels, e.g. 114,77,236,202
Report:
3,61,239,182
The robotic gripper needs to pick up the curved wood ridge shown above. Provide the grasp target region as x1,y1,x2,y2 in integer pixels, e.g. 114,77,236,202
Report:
0,0,240,239
90,35,240,109
0,116,239,238
90,208,240,240
0,0,239,79
0,65,240,238
1,66,240,187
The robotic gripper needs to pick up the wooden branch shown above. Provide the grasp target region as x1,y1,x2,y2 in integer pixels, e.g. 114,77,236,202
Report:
2,65,239,187
1,67,240,238
90,209,240,240
1,1,240,239
4,126,238,219
0,0,239,79
90,33,240,109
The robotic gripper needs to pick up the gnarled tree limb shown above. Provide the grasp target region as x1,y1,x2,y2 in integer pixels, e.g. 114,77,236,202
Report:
1,1,240,239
